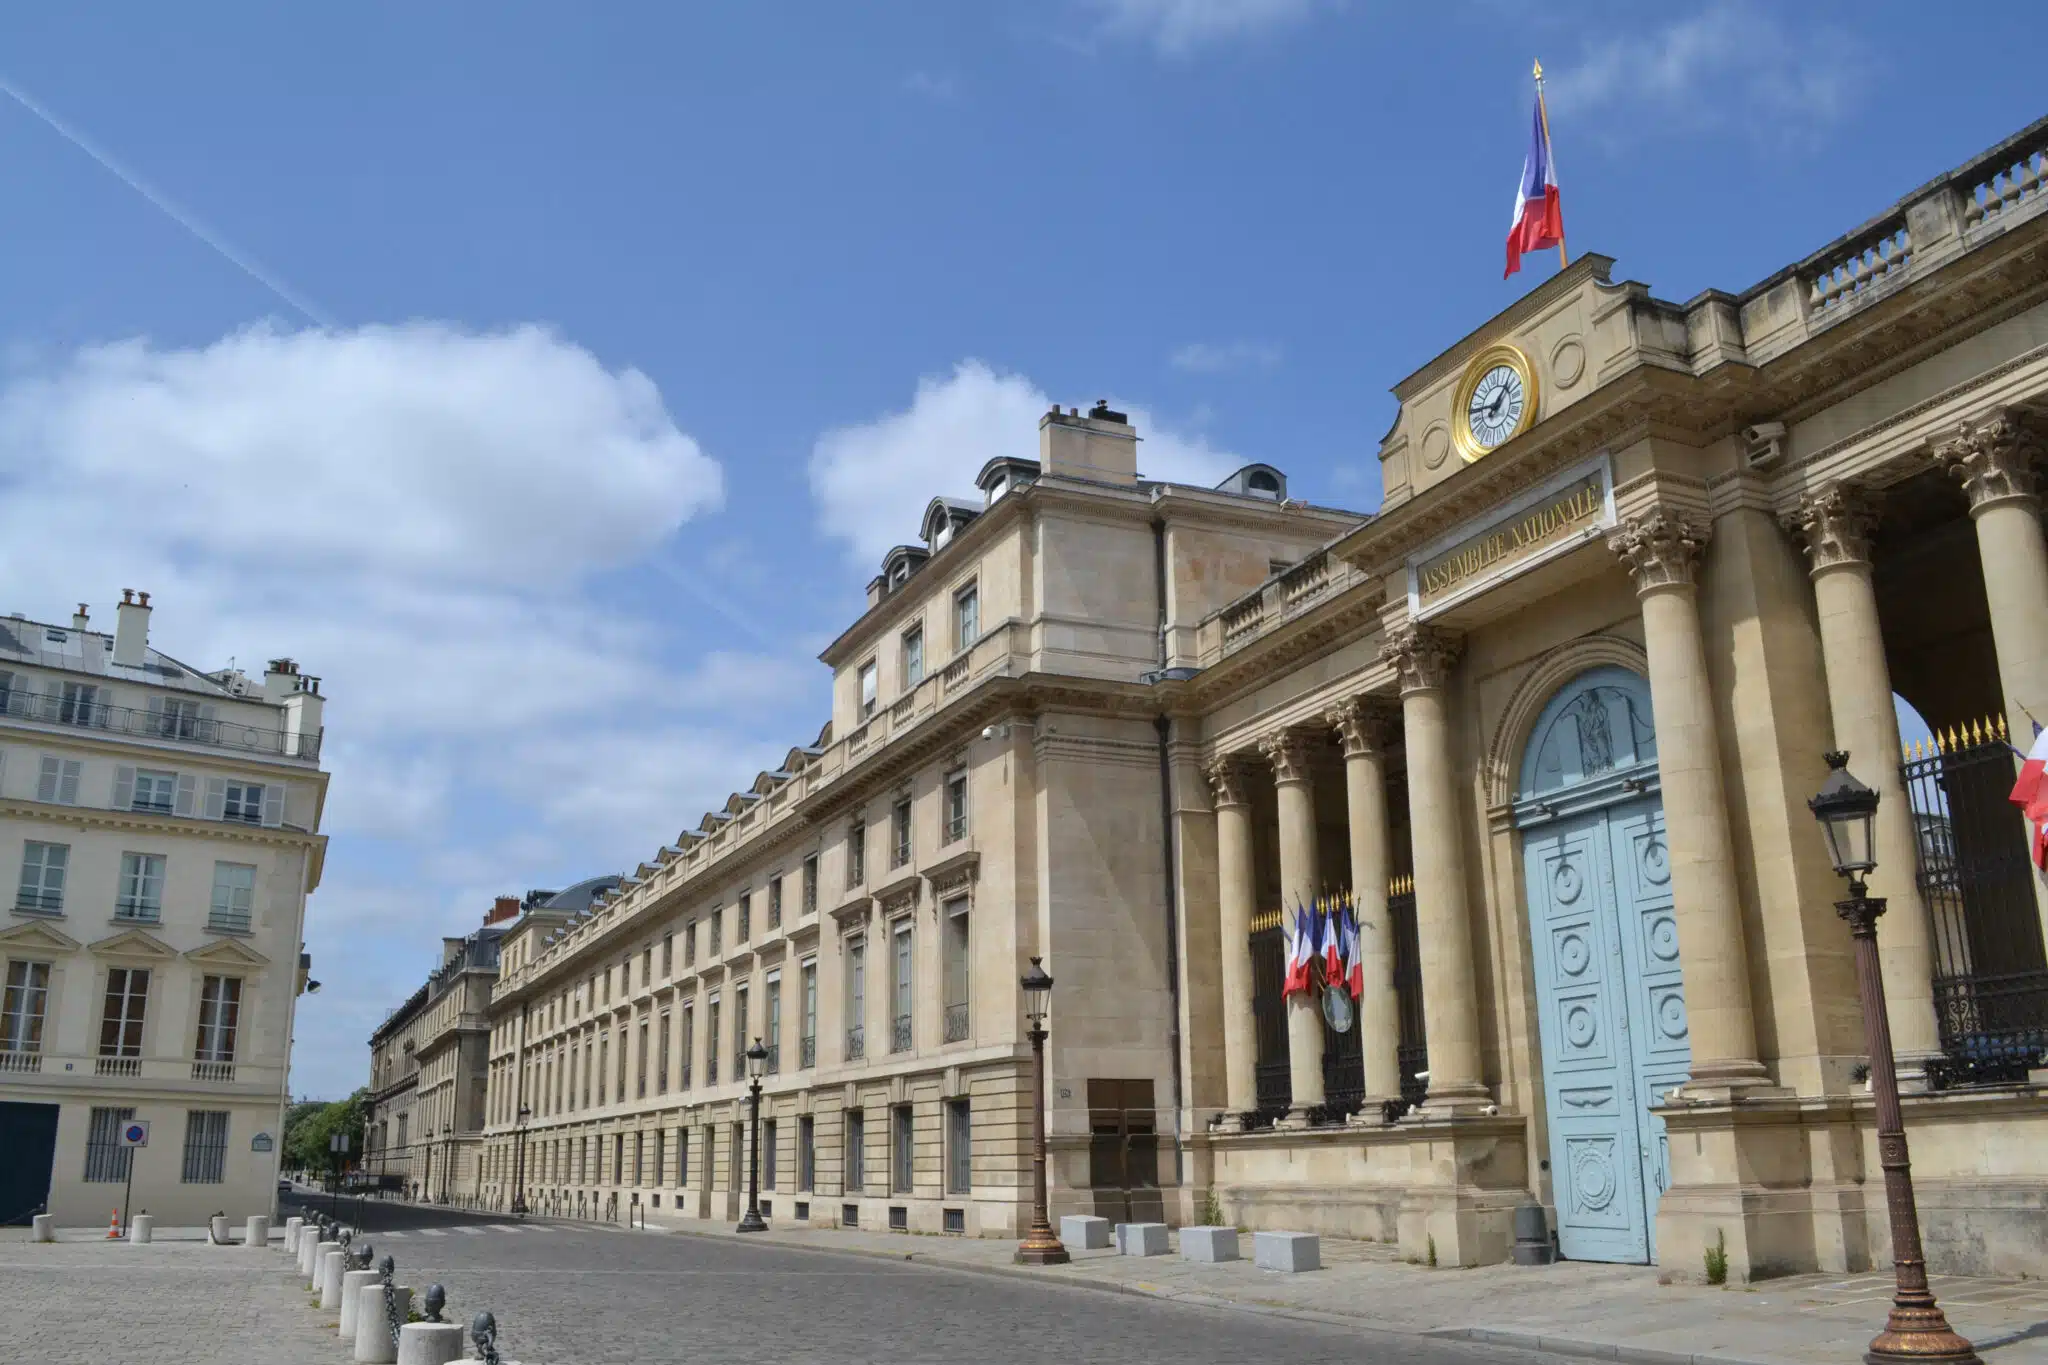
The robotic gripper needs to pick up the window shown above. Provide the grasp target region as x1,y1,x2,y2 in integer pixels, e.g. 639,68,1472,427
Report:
99,969,149,1057
943,899,970,1043
85,1107,136,1182
891,922,914,1053
116,853,165,921
632,1132,643,1185
653,1130,665,1186
953,583,979,651
641,947,651,987
891,796,912,869
706,997,721,1085
58,681,100,726
680,1005,694,1089
737,892,751,942
902,625,925,687
181,1110,229,1183
131,769,177,813
858,660,878,721
801,855,818,916
194,976,241,1063
944,768,968,843
709,907,722,956
800,960,818,1069
2,960,51,1053
222,781,265,825
729,1121,744,1191
614,1133,624,1186
845,938,866,1061
947,1099,972,1194
636,1018,649,1098
677,1127,690,1187
657,1011,671,1095
846,821,866,887
685,919,698,966
892,1104,914,1193
846,1109,866,1192
17,841,68,914
155,697,202,739
616,1025,629,1098
597,1036,609,1105
768,877,783,930
765,973,782,1073
662,933,673,978
733,986,749,1075
36,756,82,805
798,1115,815,1191
209,862,256,933
763,1118,778,1190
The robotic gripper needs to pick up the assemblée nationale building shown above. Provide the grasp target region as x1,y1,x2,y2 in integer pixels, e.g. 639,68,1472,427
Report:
371,115,2048,1282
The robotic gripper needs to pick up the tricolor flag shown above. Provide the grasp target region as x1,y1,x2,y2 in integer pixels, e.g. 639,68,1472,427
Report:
1322,895,1345,984
1282,900,1317,998
1504,65,1565,279
1340,897,1364,1001
2011,722,2048,871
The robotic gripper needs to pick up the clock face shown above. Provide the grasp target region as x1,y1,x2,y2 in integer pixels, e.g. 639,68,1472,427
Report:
1465,363,1526,450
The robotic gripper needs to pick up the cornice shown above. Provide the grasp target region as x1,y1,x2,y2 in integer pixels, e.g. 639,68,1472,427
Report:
0,717,327,783
0,797,326,851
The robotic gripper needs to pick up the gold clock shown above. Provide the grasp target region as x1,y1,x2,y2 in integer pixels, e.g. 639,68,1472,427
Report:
1450,342,1539,462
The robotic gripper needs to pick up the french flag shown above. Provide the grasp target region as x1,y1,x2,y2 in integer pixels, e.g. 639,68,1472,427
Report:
1504,89,1565,278
1322,897,1345,984
1340,900,1364,1000
1283,901,1317,998
2012,724,2048,871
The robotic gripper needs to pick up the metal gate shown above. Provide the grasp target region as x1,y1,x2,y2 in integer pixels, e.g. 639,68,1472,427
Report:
0,1101,59,1224
1086,1079,1162,1224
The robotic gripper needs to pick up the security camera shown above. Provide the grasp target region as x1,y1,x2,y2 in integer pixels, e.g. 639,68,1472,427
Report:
1740,421,1787,469
981,725,998,741
1741,421,1786,445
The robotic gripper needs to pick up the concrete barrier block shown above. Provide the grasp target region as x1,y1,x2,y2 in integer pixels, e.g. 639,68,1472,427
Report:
354,1284,411,1364
319,1249,348,1309
245,1214,270,1248
31,1214,54,1243
1253,1230,1320,1272
1180,1225,1239,1262
396,1321,465,1365
1116,1222,1169,1256
127,1214,154,1245
1059,1215,1111,1251
339,1269,380,1339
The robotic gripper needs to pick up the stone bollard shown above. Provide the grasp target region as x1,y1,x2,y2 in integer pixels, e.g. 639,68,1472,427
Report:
1180,1225,1240,1262
245,1213,270,1248
1252,1230,1321,1272
310,1240,341,1290
1115,1222,1169,1256
1059,1214,1111,1250
353,1284,411,1364
320,1248,349,1308
283,1216,303,1255
395,1322,465,1365
210,1214,230,1244
32,1214,54,1243
128,1214,154,1244
338,1269,381,1339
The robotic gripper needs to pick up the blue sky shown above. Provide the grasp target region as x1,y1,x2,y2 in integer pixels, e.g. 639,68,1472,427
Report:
0,1,2031,1097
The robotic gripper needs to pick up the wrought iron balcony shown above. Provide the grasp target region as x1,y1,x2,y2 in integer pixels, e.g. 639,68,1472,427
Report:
14,889,63,915
114,901,160,924
206,911,252,935
0,687,322,761
844,1025,864,1061
943,1002,969,1043
765,1044,780,1075
799,1035,816,1069
891,1015,913,1053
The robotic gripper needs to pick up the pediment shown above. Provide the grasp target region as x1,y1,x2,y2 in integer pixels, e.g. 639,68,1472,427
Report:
89,926,179,960
185,937,271,969
0,919,82,954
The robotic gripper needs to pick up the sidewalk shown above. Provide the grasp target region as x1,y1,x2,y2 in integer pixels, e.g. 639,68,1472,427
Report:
628,1215,2048,1365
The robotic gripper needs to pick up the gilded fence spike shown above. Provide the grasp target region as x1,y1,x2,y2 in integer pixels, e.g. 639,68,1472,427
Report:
1996,712,2010,741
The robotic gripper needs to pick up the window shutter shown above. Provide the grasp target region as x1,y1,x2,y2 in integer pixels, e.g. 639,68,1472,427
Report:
203,777,226,821
113,765,135,810
261,784,284,828
38,755,58,803
174,773,198,817
59,761,80,804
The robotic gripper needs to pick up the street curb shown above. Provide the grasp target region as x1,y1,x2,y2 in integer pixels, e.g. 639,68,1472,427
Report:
1434,1327,1773,1365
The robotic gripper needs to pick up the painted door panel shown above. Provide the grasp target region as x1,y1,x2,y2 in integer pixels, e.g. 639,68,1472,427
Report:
1611,805,1688,1259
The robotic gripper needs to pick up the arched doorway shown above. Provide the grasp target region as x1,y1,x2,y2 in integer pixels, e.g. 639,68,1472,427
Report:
1516,665,1689,1264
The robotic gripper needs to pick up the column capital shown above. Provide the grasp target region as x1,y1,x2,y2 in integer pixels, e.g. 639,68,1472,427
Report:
1377,624,1462,695
1257,730,1318,786
1787,483,1878,573
1929,409,2042,512
1204,755,1254,808
1325,695,1397,757
1607,512,1709,594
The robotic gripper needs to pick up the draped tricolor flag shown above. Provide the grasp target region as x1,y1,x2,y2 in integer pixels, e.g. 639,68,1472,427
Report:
1504,64,1566,279
2012,722,2048,871
1338,896,1364,1000
1282,900,1318,998
1322,895,1345,985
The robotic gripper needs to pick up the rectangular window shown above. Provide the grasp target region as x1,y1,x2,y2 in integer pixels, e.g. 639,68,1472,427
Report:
845,938,866,1061
768,877,783,930
944,768,968,844
656,1011,671,1095
208,862,256,933
858,660,878,721
85,1106,136,1182
156,697,202,739
685,919,697,966
729,1121,743,1192
662,933,673,978
653,1130,665,1186
680,1005,694,1089
181,1110,229,1183
598,1036,609,1105
616,1025,629,1098
733,986,749,1075
846,821,866,887
706,998,721,1086
2,960,52,1053
636,1018,649,1098
709,907,722,956
846,1109,866,1192
194,975,241,1063
943,898,970,1043
677,1127,690,1187
36,756,82,805
891,796,912,869
632,1132,643,1186
641,947,651,987
892,1104,914,1194
16,841,68,914
902,625,925,687
800,960,818,1068
763,1118,778,1190
953,583,979,651
222,781,265,824
737,892,751,942
766,973,782,1074
798,1115,815,1191
99,968,149,1057
891,922,914,1053
801,855,818,916
116,853,166,922
131,768,177,813
947,1099,972,1194
614,1133,624,1187
59,681,101,727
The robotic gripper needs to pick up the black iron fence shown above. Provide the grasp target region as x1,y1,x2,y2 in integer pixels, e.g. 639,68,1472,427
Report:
1902,717,2048,1089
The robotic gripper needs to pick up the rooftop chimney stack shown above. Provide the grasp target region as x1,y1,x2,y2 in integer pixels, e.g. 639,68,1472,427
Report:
1039,400,1138,486
262,658,299,703
112,589,152,667
72,604,89,631
486,895,521,926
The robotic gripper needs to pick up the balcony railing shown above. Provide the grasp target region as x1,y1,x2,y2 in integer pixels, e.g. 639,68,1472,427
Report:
766,1044,781,1075
191,1060,235,1082
799,1035,815,1069
114,901,161,924
96,1056,141,1077
0,1050,42,1073
943,1003,969,1043
0,687,321,761
206,912,252,935
14,889,63,915
891,1015,912,1053
844,1025,865,1061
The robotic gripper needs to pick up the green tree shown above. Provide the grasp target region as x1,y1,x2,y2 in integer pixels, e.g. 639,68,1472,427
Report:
283,1089,369,1180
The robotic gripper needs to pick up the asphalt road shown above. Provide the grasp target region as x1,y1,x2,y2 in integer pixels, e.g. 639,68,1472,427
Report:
282,1192,1571,1365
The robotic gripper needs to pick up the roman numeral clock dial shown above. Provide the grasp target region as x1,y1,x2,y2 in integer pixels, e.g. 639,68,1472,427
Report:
1451,344,1539,463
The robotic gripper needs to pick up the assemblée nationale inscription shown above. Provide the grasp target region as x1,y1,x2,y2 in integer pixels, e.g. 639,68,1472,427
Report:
1415,468,1607,605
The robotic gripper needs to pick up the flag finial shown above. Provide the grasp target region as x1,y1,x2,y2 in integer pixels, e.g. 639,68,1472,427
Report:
1533,58,1544,81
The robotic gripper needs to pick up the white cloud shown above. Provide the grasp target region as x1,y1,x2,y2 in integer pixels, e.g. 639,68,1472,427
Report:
1170,339,1283,373
807,359,1243,565
1081,0,1324,55
1545,2,1866,149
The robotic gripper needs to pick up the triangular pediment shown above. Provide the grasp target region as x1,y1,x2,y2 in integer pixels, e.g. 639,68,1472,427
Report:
0,919,82,954
185,937,271,968
88,926,179,960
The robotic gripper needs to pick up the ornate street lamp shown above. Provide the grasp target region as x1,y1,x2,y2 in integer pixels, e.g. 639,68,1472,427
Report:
440,1124,453,1205
1015,957,1069,1266
737,1037,769,1233
510,1105,532,1216
1809,751,1980,1365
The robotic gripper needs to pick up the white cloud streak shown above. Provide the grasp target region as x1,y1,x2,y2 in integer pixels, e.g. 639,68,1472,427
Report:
1170,340,1283,373
1079,0,1324,55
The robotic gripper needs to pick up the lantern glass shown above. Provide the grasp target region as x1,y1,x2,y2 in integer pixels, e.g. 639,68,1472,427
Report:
1021,956,1053,1021
1808,751,1880,880
745,1036,768,1079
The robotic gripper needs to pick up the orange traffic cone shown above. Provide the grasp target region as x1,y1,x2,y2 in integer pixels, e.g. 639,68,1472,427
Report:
106,1208,121,1238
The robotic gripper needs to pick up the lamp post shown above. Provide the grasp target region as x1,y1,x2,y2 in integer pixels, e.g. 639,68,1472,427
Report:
510,1105,531,1216
1015,957,1069,1266
737,1037,769,1233
439,1124,453,1205
1809,751,1981,1365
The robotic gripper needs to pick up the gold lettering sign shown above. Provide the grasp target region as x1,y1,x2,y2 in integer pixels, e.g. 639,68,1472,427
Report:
1415,470,1608,605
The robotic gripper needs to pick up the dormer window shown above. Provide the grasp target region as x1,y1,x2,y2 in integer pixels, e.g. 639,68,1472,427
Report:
1248,470,1280,496
934,521,953,549
889,561,911,589
985,475,1006,505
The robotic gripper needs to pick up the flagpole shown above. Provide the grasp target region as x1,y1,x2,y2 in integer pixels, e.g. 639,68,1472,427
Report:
1534,59,1567,269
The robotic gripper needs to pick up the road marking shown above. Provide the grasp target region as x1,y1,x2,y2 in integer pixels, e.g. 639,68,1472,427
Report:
384,1231,408,1239
488,1224,525,1233
421,1229,448,1238
457,1227,485,1236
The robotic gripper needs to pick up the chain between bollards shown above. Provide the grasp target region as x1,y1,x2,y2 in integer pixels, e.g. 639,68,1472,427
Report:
379,1254,402,1352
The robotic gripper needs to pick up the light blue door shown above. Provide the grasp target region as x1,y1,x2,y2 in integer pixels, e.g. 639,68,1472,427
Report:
1518,667,1688,1264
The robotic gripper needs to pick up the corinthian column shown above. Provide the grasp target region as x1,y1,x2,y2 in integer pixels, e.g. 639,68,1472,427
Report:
1607,514,1770,1093
1206,757,1260,1120
1259,730,1325,1120
1380,624,1488,1108
1327,695,1403,1107
1790,486,1940,1072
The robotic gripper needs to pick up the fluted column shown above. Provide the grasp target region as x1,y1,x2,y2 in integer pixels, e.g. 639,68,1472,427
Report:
1608,514,1769,1092
1791,486,1941,1070
1207,757,1260,1120
1327,695,1403,1106
1260,730,1325,1119
1381,624,1488,1108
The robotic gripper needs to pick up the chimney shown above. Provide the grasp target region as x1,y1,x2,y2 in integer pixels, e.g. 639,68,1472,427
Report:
486,895,521,926
112,589,152,667
262,658,300,703
1039,400,1137,486
72,603,89,631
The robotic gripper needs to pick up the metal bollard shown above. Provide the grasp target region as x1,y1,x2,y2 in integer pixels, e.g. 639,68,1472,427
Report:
353,1283,411,1364
395,1322,464,1365
320,1248,349,1309
127,1214,154,1244
470,1312,503,1365
245,1213,270,1248
338,1267,381,1339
